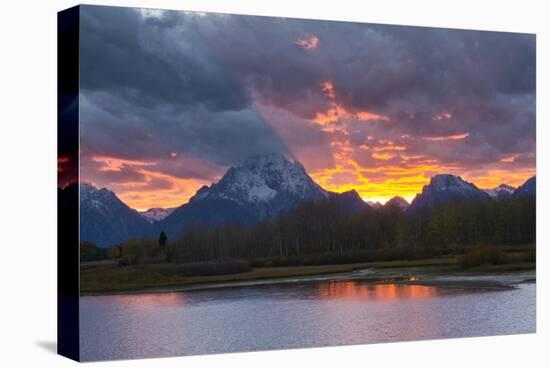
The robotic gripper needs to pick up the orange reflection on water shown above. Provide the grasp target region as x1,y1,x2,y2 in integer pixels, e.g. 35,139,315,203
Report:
104,292,186,313
317,281,438,301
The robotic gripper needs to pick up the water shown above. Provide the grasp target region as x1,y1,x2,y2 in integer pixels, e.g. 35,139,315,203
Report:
79,280,535,361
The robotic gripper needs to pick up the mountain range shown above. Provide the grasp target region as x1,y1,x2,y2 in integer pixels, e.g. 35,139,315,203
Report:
484,184,516,200
62,154,536,247
155,153,366,239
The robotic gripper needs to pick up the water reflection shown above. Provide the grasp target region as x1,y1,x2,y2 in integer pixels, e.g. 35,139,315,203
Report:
317,281,439,301
94,292,188,313
80,281,536,361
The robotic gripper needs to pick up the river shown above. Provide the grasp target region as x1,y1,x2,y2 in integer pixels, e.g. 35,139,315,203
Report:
79,277,535,361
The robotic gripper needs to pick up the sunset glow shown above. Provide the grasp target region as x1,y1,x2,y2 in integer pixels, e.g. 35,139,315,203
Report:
74,10,535,211
82,155,218,211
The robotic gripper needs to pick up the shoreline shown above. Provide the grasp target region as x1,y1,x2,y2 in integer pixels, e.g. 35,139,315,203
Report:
80,260,535,297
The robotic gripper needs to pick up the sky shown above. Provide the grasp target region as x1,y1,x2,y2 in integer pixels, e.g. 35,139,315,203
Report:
61,5,536,211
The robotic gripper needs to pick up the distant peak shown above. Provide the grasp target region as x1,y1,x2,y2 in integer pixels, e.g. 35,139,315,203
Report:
140,207,176,223
498,184,516,190
385,196,409,210
410,173,490,210
388,196,409,204
367,200,383,208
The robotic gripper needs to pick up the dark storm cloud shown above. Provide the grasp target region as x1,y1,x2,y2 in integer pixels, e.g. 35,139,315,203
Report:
80,5,289,170
79,5,535,197
80,6,249,112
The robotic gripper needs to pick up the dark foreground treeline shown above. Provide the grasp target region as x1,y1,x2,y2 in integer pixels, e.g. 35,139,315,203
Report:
168,195,535,265
81,195,535,270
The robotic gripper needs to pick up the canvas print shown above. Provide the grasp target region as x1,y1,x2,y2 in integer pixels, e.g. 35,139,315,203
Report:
58,5,536,362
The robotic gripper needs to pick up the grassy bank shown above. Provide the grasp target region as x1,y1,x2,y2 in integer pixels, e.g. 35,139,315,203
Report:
80,251,535,295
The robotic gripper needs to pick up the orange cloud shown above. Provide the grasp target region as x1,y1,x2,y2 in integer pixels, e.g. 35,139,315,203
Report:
308,127,476,204
372,152,396,160
464,168,536,189
432,112,453,121
86,155,215,211
114,169,211,211
361,144,407,152
92,155,157,171
293,80,531,206
321,81,336,99
422,133,469,141
400,154,425,161
295,35,319,50
314,105,347,125
356,111,390,121
500,155,516,163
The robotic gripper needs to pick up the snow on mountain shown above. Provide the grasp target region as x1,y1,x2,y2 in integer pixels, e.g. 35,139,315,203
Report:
158,153,331,239
190,153,328,206
75,183,152,247
429,174,477,193
484,184,515,200
409,174,491,211
140,207,176,223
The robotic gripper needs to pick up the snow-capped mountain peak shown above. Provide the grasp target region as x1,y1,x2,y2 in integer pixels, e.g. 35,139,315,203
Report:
429,174,478,193
79,183,124,214
189,153,328,206
140,207,176,223
64,183,151,247
158,154,334,238
484,184,515,200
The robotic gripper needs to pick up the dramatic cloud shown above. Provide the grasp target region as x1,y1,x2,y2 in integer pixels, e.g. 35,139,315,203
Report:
78,5,535,208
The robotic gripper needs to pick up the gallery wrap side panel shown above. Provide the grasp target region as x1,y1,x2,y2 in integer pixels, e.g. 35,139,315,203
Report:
57,5,80,362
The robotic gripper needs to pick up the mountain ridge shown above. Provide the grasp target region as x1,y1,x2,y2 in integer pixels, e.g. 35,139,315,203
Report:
156,153,337,239
513,176,536,198
71,183,152,247
409,174,491,211
69,155,536,247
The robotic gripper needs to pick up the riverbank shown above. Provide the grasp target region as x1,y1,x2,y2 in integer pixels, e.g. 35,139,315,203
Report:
80,256,535,296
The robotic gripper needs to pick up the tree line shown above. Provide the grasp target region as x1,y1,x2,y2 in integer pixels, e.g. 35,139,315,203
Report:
80,195,535,266
168,195,535,264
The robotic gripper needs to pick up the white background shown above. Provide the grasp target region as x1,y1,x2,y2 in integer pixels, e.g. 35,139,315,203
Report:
0,0,548,365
